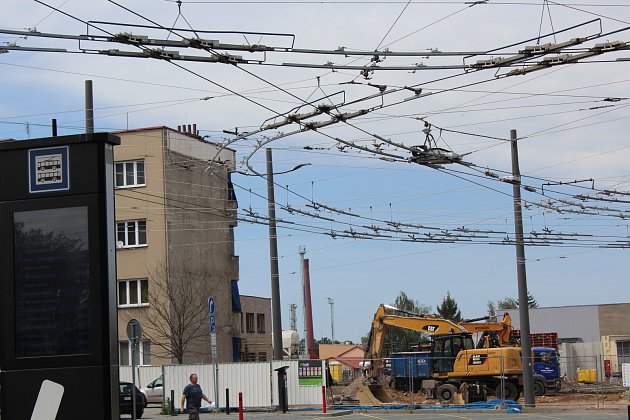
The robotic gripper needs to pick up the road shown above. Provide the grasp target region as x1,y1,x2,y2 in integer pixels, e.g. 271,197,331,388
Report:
126,404,630,420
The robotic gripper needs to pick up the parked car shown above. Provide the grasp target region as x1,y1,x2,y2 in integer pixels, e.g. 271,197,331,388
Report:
119,382,147,418
141,376,163,404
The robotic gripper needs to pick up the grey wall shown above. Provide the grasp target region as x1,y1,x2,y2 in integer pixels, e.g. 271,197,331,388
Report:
506,305,601,343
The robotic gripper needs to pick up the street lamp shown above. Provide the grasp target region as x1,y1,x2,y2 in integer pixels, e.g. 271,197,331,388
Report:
327,297,334,343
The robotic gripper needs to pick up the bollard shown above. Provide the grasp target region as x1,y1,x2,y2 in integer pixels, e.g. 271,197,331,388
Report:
239,392,244,420
226,388,230,414
171,389,176,416
322,385,327,413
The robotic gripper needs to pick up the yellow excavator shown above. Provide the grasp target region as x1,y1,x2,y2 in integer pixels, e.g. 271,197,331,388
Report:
461,312,513,348
364,304,526,404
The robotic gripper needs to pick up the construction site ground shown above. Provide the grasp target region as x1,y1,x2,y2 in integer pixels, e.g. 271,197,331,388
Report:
332,378,630,411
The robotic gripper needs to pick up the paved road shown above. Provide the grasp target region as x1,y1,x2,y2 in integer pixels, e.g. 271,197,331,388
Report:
126,404,630,420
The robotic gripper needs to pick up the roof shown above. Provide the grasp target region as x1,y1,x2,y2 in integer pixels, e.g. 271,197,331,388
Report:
319,343,365,359
330,356,363,370
113,125,235,152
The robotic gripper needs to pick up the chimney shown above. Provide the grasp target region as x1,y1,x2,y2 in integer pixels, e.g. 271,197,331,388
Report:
303,258,317,359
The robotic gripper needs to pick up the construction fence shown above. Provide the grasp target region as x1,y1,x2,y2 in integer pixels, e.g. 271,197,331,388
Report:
120,359,328,409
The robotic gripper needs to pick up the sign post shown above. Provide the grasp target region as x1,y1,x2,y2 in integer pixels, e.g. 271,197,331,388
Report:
127,319,142,420
208,297,219,411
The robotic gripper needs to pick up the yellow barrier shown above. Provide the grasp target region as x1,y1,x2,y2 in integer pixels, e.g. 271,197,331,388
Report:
577,368,596,383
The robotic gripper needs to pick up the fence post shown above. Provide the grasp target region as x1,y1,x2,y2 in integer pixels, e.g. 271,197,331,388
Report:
226,388,230,414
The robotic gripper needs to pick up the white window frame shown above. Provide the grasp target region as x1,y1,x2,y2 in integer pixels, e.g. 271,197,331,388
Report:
115,160,145,188
116,219,147,249
118,278,149,308
119,340,152,366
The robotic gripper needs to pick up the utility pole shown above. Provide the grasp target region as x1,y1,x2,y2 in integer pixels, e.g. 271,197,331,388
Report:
327,298,335,343
85,80,94,134
510,129,535,406
266,148,283,360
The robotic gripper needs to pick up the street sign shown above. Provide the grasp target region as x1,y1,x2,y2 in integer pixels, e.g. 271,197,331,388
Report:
208,297,215,333
211,345,217,358
126,319,142,342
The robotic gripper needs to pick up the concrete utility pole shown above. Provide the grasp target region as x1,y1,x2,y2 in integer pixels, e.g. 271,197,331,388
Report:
327,298,335,343
85,80,94,134
510,129,535,406
266,148,283,360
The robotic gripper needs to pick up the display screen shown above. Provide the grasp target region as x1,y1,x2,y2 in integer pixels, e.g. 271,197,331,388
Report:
13,207,91,357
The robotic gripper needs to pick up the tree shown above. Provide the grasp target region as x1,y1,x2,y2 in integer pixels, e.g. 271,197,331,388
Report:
497,297,519,310
486,300,497,322
527,292,539,308
494,292,538,310
381,292,432,354
436,291,462,323
119,259,214,364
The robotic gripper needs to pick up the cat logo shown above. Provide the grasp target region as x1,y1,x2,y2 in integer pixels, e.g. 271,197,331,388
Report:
469,354,488,365
423,324,440,333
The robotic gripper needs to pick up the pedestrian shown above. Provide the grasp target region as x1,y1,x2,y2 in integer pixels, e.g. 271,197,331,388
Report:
181,373,212,420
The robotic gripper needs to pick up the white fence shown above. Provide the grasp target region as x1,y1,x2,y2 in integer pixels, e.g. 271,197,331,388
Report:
119,365,163,388
157,359,326,409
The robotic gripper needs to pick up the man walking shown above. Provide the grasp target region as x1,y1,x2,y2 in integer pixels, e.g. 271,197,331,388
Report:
181,373,212,420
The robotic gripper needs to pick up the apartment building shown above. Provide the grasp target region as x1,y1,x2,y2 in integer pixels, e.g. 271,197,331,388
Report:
239,295,273,362
114,126,240,365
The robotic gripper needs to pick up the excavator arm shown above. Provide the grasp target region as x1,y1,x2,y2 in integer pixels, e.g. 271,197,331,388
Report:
364,304,466,377
461,312,512,348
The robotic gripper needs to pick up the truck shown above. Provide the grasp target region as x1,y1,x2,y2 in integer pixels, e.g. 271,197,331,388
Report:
364,304,557,403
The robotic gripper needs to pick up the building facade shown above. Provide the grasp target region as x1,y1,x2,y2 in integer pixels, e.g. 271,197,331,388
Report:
114,126,241,365
239,295,273,362
506,303,630,378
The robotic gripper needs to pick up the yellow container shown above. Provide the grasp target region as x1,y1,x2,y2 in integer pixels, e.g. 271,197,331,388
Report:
577,368,596,383
330,363,343,383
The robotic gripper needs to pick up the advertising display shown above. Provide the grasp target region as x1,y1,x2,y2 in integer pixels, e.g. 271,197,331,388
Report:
0,133,120,420
298,359,323,386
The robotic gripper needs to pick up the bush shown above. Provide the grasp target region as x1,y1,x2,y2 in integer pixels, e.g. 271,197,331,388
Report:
160,397,173,415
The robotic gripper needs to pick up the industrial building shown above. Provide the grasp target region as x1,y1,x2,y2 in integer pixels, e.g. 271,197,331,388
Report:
506,303,630,379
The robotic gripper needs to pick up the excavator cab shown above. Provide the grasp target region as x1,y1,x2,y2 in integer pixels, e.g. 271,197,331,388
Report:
431,333,474,374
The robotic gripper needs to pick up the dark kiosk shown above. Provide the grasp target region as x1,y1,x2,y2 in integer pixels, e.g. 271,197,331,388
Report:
0,133,120,420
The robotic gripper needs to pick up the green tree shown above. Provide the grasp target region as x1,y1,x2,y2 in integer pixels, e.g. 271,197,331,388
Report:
381,292,432,354
487,300,497,322
527,292,539,308
497,297,519,310
494,292,538,310
436,291,462,323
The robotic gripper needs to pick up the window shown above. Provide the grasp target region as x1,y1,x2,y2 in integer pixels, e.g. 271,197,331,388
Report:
118,279,149,307
257,313,265,333
116,220,147,248
257,352,267,362
119,340,151,365
246,313,255,333
115,160,145,188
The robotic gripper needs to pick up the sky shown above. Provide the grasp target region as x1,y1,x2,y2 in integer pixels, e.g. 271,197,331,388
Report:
2,1,630,345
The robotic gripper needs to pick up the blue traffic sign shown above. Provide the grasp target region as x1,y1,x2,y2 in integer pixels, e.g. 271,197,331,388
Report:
210,315,216,333
208,297,215,315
